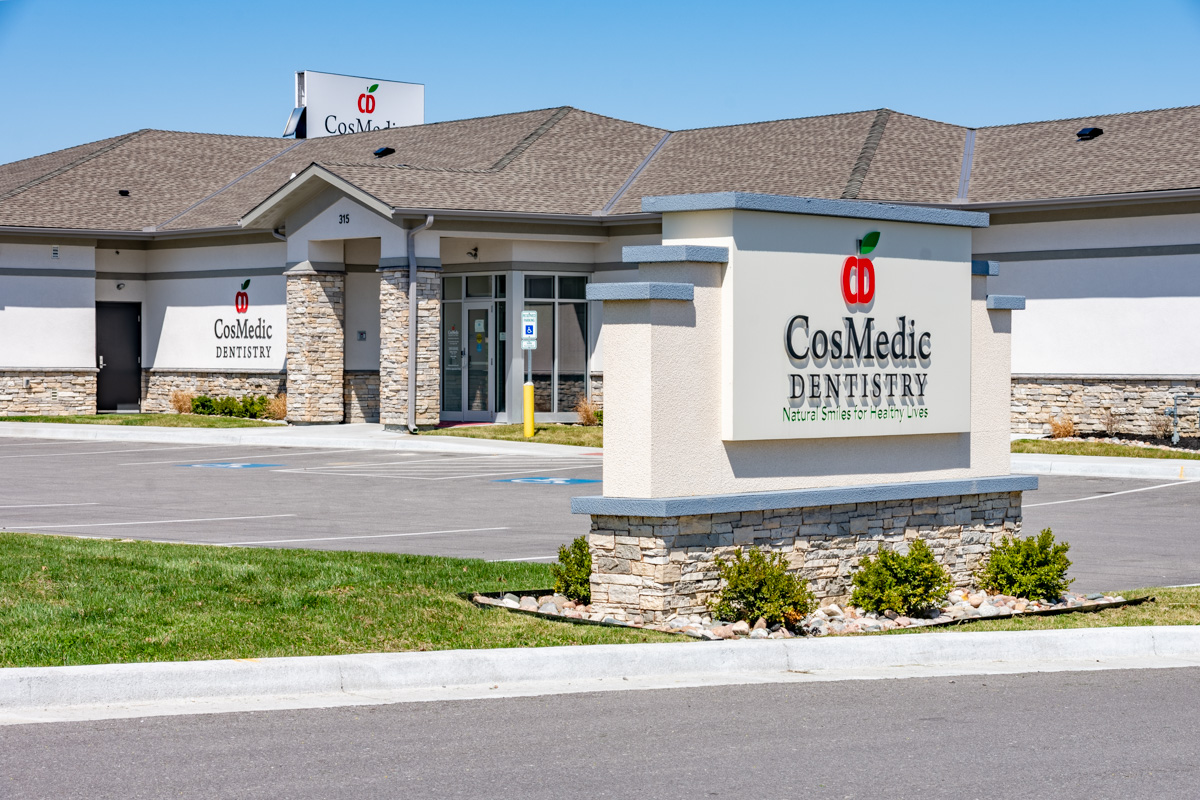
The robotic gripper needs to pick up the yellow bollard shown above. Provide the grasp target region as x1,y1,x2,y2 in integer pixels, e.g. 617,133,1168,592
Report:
523,381,535,438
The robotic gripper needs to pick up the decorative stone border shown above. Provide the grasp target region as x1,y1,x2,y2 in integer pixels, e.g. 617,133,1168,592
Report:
470,589,1146,641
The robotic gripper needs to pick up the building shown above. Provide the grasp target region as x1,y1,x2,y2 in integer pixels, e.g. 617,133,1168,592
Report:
2,104,1199,434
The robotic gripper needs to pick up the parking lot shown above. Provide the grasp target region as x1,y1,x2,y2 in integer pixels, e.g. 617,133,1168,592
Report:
1,436,1197,591
0,437,601,562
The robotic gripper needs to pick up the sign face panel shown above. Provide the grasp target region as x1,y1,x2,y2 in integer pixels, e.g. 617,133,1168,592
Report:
297,71,424,139
521,310,537,349
723,229,971,441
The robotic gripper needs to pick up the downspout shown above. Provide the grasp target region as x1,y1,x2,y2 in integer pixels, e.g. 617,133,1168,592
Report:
271,226,286,241
406,215,435,432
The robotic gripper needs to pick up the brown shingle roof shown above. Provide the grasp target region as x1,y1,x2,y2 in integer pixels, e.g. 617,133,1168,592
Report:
2,103,1199,233
608,110,881,214
968,105,1200,203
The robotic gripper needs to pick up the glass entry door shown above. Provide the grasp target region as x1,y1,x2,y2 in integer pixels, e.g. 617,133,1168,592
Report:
463,303,492,421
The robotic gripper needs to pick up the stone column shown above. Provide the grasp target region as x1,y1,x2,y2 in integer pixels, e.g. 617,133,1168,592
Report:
379,266,442,429
285,265,345,423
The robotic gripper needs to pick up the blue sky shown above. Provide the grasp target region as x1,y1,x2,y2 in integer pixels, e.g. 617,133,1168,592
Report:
1,0,1198,164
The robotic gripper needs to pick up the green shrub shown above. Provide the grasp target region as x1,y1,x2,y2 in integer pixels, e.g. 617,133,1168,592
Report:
850,539,954,615
977,528,1073,600
190,394,271,419
594,409,603,426
709,548,816,627
550,536,591,603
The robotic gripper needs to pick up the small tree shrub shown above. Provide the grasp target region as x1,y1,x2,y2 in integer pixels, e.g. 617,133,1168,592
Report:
709,548,816,627
977,528,1073,600
550,536,591,603
168,389,195,415
191,395,216,415
850,539,954,615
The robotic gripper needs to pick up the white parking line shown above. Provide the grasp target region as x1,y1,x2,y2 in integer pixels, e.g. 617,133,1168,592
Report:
489,555,558,562
0,444,229,460
120,448,364,466
0,502,100,510
1025,479,1200,508
272,464,599,481
3,514,297,530
230,526,509,546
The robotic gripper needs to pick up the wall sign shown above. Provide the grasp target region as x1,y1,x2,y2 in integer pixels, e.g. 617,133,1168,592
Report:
213,278,276,360
723,230,971,441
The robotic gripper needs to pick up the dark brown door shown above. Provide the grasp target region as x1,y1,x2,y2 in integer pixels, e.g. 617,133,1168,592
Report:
95,302,141,411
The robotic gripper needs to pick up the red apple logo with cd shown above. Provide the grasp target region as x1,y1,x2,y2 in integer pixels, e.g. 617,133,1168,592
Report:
841,231,879,307
357,83,379,114
235,279,250,314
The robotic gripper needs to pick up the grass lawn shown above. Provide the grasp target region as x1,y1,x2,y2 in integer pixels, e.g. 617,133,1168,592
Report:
422,422,603,448
890,585,1200,635
0,532,675,668
0,414,281,428
1011,438,1200,460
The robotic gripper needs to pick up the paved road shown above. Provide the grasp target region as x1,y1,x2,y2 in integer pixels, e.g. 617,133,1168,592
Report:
1,437,1197,589
3,667,1198,799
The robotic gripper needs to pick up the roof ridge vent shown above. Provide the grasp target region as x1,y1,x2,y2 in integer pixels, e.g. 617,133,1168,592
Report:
1077,127,1103,141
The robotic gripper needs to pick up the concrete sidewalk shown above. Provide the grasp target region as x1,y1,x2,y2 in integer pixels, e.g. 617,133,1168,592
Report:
0,421,596,458
1012,451,1200,481
3,626,1198,725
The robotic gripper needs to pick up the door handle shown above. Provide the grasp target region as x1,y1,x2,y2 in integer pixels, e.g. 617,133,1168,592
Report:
98,355,106,370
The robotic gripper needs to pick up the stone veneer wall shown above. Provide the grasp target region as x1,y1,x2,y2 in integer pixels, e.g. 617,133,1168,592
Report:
0,370,96,415
589,372,603,407
142,370,286,412
380,268,441,427
286,273,345,423
343,370,380,423
588,491,1022,623
1011,376,1200,437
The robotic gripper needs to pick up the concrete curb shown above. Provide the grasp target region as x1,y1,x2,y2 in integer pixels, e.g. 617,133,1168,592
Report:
0,422,596,458
1012,452,1200,481
3,626,1198,724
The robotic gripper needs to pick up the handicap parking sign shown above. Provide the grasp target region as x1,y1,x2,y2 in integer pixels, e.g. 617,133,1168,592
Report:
494,477,600,485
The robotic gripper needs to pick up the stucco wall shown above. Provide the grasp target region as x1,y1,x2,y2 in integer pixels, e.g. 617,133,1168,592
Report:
975,212,1200,376
602,209,1013,499
0,243,96,369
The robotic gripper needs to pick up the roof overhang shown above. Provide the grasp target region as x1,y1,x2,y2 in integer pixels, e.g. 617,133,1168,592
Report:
933,186,1200,214
239,163,395,231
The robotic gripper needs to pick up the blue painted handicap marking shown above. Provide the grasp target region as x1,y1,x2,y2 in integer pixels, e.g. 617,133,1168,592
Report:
177,463,283,469
494,477,600,485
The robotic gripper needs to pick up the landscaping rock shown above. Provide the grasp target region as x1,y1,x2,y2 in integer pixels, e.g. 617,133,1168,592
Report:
519,597,539,612
730,620,751,635
538,603,559,615
749,628,769,639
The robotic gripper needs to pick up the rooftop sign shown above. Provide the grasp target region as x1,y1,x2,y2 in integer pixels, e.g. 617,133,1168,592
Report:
288,71,423,139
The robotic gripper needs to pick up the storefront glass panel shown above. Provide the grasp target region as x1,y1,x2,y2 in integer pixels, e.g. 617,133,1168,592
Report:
466,306,490,413
526,302,555,412
558,302,587,411
442,301,462,412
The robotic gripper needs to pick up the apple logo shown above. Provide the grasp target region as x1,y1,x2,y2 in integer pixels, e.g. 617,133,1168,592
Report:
357,84,379,114
235,279,250,314
841,231,879,306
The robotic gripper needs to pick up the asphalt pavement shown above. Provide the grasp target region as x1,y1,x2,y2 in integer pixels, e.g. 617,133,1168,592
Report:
3,667,1197,799
1,436,1198,589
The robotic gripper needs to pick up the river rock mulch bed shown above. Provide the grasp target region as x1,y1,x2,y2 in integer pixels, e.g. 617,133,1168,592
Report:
471,589,1131,640
1050,434,1200,454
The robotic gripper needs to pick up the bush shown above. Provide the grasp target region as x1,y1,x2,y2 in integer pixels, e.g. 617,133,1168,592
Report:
709,548,816,628
575,397,602,427
168,389,194,415
850,539,954,615
266,394,287,421
977,528,1073,600
190,394,273,419
550,536,591,603
1049,415,1076,439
